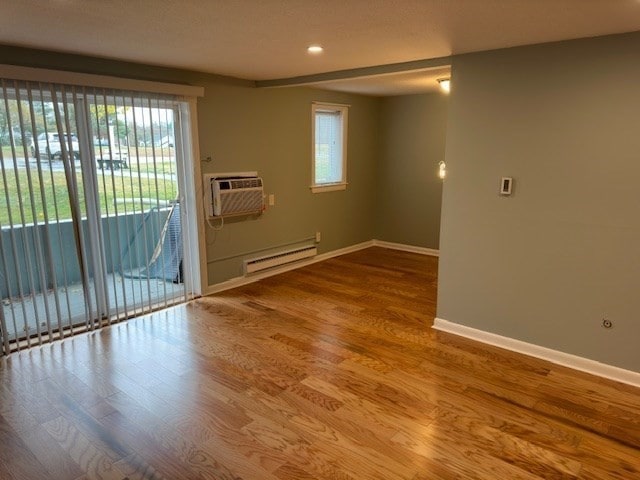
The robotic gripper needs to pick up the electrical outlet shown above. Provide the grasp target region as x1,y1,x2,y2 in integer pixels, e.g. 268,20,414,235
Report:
268,194,275,206
500,177,513,195
315,231,321,243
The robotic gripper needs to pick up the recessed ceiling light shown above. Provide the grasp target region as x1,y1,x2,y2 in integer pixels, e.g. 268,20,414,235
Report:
307,45,324,54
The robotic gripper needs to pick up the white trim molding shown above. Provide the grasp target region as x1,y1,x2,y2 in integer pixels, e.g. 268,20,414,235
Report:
433,318,640,388
311,102,348,192
310,183,348,193
205,240,374,295
373,240,439,257
206,240,438,296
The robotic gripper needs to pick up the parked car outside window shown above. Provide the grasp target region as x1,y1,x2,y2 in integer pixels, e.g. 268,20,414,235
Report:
30,132,80,159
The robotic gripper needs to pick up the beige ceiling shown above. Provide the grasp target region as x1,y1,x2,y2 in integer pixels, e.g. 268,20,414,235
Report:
2,1,640,95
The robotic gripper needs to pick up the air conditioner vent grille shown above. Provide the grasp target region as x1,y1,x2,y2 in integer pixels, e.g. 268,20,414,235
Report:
230,178,262,189
220,190,263,216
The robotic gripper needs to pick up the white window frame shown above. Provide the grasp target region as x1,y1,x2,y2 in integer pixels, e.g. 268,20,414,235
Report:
311,102,348,193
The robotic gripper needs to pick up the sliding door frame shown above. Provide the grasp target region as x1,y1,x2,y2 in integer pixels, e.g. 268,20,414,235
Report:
0,65,205,353
176,98,205,297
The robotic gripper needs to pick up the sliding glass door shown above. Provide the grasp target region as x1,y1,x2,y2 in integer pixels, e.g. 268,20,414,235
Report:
0,79,197,354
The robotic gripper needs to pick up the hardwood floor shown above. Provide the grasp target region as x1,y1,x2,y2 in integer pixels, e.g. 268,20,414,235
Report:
1,246,639,479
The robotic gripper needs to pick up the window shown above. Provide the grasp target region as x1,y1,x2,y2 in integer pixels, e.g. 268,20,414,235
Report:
311,102,348,192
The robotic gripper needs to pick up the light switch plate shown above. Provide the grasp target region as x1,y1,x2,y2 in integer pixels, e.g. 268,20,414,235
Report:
500,177,513,195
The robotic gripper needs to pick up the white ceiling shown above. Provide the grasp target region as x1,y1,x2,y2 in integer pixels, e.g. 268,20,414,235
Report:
2,1,640,95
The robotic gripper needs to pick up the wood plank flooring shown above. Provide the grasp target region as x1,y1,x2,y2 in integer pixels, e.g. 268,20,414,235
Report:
1,246,639,479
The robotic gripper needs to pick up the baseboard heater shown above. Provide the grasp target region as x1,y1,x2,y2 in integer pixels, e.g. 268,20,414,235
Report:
244,245,317,274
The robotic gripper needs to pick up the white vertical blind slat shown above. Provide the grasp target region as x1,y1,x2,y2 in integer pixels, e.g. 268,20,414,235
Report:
3,80,40,347
51,87,96,331
16,85,51,343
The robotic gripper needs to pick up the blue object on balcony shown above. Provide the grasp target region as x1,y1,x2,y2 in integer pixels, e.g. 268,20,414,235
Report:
124,202,183,283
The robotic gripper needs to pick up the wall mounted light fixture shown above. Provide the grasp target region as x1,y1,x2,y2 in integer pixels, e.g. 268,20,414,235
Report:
437,78,451,93
438,160,447,179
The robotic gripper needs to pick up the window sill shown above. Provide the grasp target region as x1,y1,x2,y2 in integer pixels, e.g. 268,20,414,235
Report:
311,183,348,193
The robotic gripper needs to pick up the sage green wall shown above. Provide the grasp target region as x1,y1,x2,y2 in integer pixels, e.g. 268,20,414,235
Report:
377,94,447,249
1,46,380,285
197,83,380,284
438,32,640,372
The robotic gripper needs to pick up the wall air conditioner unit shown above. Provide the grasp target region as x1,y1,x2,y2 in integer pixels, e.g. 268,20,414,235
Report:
208,175,264,217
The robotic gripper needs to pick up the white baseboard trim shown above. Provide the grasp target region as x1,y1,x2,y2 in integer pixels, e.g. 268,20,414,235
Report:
433,318,640,388
205,240,375,295
205,240,438,296
372,240,439,257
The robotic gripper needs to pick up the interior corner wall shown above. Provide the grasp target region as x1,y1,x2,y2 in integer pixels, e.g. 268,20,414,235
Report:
197,84,380,284
377,93,448,249
438,32,640,372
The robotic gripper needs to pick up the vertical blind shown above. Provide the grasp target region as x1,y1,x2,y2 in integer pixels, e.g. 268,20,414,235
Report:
0,77,195,355
315,110,343,184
